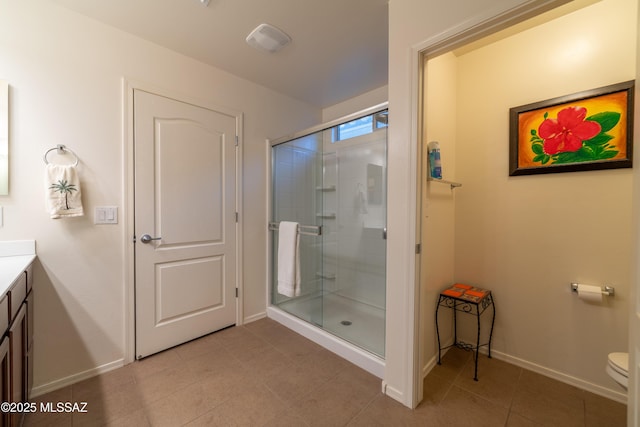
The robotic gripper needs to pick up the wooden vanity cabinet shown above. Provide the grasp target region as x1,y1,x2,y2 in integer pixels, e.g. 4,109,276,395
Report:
0,337,10,427
2,264,32,427
0,297,7,342
25,292,32,404
25,265,33,401
8,304,25,427
0,295,7,427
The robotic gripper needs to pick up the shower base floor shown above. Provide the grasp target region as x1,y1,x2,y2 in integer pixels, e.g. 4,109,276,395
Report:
277,292,385,357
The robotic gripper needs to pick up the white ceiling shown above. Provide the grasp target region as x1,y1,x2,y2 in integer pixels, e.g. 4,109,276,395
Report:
52,0,389,109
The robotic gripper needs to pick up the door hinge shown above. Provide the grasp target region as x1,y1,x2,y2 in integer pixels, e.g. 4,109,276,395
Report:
415,243,421,254
235,288,239,298
235,212,239,222
235,135,239,146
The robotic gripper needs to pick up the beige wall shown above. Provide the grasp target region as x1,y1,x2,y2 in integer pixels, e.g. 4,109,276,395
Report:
322,86,388,123
630,4,640,418
424,0,635,399
421,52,458,374
0,0,320,393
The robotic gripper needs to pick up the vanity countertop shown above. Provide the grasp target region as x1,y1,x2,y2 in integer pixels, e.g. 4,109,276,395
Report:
0,240,36,296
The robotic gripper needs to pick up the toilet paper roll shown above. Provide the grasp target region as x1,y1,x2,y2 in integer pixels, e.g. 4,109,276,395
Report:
577,284,603,303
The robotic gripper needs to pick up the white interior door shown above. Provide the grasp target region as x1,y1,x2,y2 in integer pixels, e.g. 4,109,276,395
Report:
134,89,238,359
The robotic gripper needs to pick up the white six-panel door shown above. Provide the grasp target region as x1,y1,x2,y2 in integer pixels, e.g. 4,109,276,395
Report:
134,89,237,359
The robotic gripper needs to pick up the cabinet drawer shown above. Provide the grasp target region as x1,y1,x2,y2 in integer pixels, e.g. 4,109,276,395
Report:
0,295,7,337
8,273,26,322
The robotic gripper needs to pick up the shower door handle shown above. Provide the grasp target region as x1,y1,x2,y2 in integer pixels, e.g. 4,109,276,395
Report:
382,227,387,240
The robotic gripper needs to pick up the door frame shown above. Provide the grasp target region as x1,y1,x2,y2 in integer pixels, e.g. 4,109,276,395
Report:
122,78,244,364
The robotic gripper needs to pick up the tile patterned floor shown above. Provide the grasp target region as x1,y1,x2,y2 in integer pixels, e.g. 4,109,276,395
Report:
24,318,627,426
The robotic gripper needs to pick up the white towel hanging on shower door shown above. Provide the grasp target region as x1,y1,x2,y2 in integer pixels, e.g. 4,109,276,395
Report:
277,221,301,297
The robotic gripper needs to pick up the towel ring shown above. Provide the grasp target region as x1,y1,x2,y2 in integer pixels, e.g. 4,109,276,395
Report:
43,145,79,167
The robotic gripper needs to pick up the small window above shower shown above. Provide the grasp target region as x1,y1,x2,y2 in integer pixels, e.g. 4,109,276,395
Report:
334,111,388,142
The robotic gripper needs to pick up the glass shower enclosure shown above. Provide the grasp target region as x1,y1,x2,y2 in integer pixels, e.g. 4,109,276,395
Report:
270,107,387,358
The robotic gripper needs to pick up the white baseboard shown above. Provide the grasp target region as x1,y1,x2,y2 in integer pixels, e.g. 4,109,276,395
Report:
243,311,267,325
423,352,440,378
488,349,627,404
422,348,627,404
31,359,125,398
382,380,406,404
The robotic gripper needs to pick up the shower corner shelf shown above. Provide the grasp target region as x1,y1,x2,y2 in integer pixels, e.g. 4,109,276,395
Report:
316,185,336,192
316,213,336,219
427,177,462,190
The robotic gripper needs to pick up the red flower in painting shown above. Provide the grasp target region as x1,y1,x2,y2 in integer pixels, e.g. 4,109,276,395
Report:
538,106,601,155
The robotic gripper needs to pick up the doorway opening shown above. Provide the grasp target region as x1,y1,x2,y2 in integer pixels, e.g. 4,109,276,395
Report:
416,0,633,406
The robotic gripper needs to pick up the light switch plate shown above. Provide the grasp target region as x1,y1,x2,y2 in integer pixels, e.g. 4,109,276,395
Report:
94,206,118,224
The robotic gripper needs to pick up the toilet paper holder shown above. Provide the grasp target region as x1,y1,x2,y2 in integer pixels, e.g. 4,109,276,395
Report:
570,283,615,296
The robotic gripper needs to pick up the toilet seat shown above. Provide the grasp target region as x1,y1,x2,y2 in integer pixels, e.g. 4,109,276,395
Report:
606,352,628,389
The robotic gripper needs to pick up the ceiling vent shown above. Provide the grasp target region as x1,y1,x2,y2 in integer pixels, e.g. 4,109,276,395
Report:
246,23,291,53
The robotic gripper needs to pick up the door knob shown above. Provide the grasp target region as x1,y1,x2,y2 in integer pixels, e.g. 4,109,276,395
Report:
140,234,162,244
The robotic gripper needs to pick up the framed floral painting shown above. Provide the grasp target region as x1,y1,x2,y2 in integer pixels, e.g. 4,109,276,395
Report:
509,81,634,176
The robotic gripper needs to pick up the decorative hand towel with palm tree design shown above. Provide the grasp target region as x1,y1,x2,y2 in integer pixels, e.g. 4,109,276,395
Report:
45,164,84,218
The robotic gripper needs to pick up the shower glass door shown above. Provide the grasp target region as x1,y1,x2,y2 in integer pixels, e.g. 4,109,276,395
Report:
271,132,324,327
271,109,387,357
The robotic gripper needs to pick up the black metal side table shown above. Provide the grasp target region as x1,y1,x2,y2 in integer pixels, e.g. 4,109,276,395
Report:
435,284,496,381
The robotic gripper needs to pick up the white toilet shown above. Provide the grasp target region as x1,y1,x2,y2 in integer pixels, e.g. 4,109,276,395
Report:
606,352,629,389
